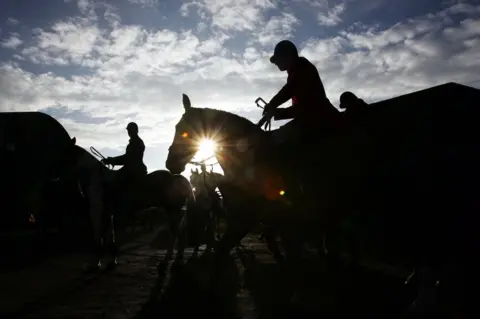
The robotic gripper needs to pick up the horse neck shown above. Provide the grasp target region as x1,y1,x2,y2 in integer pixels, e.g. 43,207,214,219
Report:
77,149,115,182
207,115,287,196
190,107,268,185
216,127,267,182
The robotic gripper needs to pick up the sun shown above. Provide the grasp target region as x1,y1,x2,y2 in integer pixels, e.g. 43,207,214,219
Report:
196,138,217,160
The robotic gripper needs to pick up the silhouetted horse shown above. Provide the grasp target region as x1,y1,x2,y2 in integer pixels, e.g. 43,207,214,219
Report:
73,145,195,269
166,83,480,312
0,112,79,232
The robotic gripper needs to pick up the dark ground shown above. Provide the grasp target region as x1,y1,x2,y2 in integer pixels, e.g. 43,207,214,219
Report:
0,219,417,319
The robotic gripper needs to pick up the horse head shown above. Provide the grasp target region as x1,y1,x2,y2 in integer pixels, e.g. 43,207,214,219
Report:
166,94,265,175
166,94,217,174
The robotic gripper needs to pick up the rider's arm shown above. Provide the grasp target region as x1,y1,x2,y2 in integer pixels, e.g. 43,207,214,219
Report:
268,82,293,109
274,106,298,120
108,154,126,166
107,140,139,166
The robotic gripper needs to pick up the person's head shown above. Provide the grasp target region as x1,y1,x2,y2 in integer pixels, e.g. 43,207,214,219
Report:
339,91,359,110
270,40,298,71
126,122,139,138
200,163,206,173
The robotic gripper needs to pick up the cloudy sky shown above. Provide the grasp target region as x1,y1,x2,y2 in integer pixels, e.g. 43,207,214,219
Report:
1,0,480,177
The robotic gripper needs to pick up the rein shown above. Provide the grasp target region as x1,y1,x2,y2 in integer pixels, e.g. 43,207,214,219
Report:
90,146,105,160
90,146,114,169
189,154,218,167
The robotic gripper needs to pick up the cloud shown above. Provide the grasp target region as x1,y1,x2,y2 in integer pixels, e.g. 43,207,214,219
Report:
253,12,299,46
180,0,275,32
317,3,346,26
6,18,19,26
1,33,23,49
299,0,347,26
127,0,159,7
301,4,480,101
1,0,480,176
21,18,100,66
444,18,480,40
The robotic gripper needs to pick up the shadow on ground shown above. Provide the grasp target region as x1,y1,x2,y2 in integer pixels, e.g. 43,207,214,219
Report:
135,243,414,319
136,252,242,319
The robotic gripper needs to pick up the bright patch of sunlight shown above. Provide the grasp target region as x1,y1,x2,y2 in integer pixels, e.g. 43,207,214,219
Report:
184,138,224,180
196,138,217,160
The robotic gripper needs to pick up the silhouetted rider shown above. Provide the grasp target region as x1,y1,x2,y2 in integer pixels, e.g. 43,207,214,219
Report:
263,40,340,143
200,163,207,175
102,122,147,186
339,91,368,120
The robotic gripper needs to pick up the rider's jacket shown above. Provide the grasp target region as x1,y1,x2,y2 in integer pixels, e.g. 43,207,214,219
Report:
109,135,147,175
270,56,338,124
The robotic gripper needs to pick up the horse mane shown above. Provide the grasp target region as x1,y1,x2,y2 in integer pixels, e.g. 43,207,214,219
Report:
191,106,261,136
74,145,97,161
187,106,275,170
73,145,110,173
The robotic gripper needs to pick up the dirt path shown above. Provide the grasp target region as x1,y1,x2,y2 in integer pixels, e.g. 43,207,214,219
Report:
1,229,414,319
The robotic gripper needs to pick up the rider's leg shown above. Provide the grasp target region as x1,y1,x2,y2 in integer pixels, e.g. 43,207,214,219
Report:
271,120,300,145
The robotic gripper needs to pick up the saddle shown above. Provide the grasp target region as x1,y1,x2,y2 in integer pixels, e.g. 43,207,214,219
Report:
105,170,148,201
260,119,352,215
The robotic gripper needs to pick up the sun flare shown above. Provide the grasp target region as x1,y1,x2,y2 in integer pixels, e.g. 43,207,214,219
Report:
196,138,217,160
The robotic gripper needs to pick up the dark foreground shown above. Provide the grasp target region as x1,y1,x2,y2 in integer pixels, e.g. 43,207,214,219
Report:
1,225,416,319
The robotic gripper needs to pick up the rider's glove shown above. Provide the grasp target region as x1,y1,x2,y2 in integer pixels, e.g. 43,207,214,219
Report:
101,157,111,165
262,103,276,116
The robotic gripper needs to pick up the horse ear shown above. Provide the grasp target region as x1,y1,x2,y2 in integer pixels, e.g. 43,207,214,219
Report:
182,94,192,110
71,137,76,145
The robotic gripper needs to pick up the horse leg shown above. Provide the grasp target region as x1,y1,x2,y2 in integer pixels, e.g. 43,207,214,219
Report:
264,226,284,263
173,207,188,263
211,224,248,272
165,207,187,262
319,232,328,256
278,224,305,304
86,172,106,270
406,264,444,317
164,211,175,262
214,203,222,240
89,197,105,270
205,209,217,252
106,214,119,268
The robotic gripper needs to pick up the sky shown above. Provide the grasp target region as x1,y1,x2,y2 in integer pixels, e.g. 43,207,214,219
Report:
1,0,480,179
